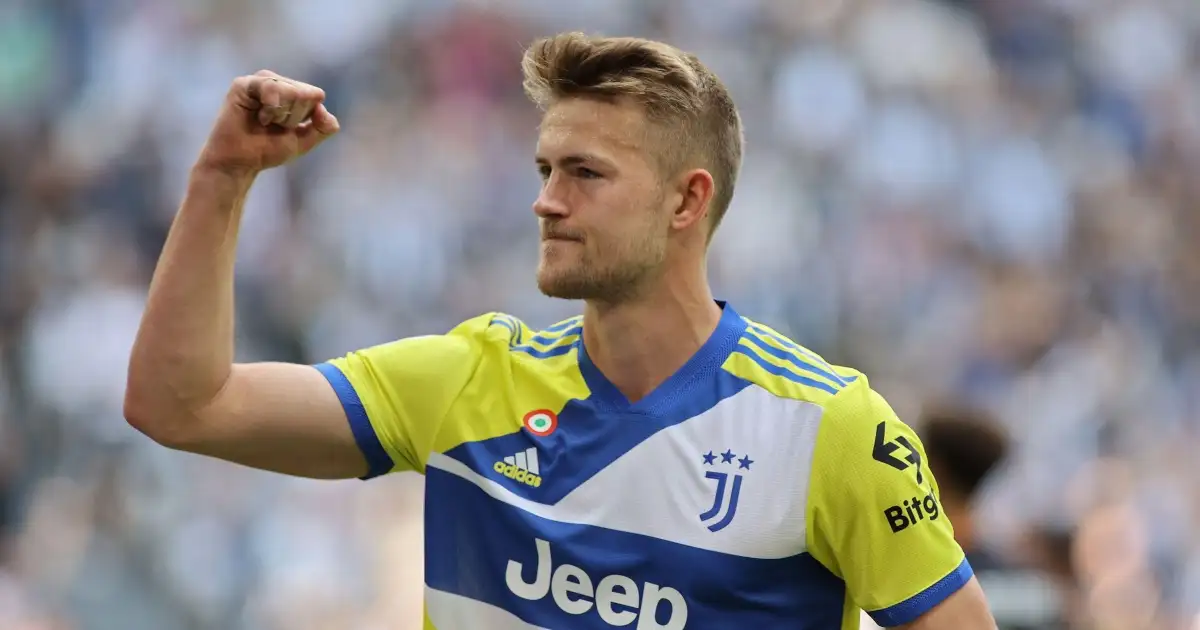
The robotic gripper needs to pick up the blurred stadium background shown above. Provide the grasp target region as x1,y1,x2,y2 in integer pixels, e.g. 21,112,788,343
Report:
1,0,1199,628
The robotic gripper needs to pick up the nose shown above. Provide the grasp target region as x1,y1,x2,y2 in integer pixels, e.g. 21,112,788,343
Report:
532,174,569,219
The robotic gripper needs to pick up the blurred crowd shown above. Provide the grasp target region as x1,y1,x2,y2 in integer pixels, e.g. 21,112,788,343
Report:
1,0,1199,628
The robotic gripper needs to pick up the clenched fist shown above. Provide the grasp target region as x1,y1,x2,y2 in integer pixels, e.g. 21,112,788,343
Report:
196,70,340,176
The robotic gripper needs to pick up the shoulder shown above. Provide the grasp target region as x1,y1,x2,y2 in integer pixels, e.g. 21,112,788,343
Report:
467,312,583,365
722,317,908,452
459,312,586,383
487,313,583,361
356,311,585,367
723,316,863,409
327,311,566,371
453,312,590,406
325,311,587,404
439,312,580,350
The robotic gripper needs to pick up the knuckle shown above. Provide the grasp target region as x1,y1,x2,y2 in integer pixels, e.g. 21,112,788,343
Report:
254,69,275,77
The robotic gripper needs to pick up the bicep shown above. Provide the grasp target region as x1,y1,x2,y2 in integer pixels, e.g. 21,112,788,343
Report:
895,577,995,630
165,316,495,479
184,362,369,479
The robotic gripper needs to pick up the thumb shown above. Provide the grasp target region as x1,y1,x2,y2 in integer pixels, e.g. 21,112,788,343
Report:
298,104,340,152
311,103,340,135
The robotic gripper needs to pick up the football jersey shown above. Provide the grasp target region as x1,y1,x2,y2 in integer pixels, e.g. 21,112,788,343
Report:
315,302,972,629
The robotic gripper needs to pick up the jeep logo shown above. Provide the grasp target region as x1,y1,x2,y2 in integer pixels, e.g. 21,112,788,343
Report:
505,538,688,629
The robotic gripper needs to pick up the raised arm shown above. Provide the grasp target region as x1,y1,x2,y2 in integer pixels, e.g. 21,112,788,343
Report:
123,71,363,478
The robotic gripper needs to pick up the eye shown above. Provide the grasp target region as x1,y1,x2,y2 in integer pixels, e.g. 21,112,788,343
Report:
537,165,551,181
576,167,601,180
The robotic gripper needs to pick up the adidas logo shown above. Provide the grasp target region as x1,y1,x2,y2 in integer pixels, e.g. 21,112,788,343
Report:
493,447,543,488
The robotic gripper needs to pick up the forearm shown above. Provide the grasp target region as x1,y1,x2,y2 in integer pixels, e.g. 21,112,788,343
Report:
126,166,254,427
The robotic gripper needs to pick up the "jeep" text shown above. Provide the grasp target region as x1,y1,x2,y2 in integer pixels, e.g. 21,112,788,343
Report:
506,538,688,629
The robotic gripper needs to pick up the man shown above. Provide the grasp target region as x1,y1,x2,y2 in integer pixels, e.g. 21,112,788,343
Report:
125,32,996,629
919,404,1010,572
920,406,1068,630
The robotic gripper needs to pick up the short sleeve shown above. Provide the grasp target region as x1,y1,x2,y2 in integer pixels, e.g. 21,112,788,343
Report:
315,313,498,478
805,378,973,627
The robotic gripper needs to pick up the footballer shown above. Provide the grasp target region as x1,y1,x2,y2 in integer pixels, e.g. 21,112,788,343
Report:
125,32,997,629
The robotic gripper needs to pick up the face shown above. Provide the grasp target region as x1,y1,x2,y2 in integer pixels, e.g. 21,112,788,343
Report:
533,98,673,302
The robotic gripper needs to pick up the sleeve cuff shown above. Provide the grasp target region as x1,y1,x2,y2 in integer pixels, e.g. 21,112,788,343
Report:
314,363,393,480
868,557,974,627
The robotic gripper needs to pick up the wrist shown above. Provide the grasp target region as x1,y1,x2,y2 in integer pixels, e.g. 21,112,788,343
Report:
189,161,258,190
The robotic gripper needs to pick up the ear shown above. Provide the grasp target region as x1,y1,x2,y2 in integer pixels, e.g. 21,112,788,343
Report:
670,168,715,233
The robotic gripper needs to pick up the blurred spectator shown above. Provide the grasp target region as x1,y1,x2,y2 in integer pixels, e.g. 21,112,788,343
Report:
921,402,1011,570
921,403,1068,630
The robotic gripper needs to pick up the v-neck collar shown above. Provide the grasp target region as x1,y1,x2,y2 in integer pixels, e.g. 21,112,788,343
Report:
574,301,747,416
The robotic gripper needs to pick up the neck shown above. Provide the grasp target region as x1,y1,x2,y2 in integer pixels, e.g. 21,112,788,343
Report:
582,265,720,403
945,501,975,551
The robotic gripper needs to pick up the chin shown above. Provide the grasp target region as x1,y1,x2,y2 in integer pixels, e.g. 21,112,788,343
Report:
536,268,592,300
537,265,644,303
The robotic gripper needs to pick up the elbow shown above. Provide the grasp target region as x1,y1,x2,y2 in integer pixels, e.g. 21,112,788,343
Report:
124,401,198,451
123,379,194,450
123,389,175,447
124,353,218,450
124,352,171,444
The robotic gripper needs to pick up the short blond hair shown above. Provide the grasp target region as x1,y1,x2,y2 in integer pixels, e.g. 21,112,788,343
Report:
522,32,744,238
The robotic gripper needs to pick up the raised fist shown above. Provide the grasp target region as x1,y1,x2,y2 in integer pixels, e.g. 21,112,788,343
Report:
196,70,340,176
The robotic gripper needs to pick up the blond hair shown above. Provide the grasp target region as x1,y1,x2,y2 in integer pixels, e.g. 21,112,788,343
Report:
521,32,744,238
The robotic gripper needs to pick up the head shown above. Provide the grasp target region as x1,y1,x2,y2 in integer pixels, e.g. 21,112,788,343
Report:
920,403,1009,548
522,32,744,302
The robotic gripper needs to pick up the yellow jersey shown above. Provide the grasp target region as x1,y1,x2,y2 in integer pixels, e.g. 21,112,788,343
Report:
316,302,971,629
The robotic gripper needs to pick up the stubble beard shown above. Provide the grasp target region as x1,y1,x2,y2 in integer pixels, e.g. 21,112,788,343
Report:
536,245,662,304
